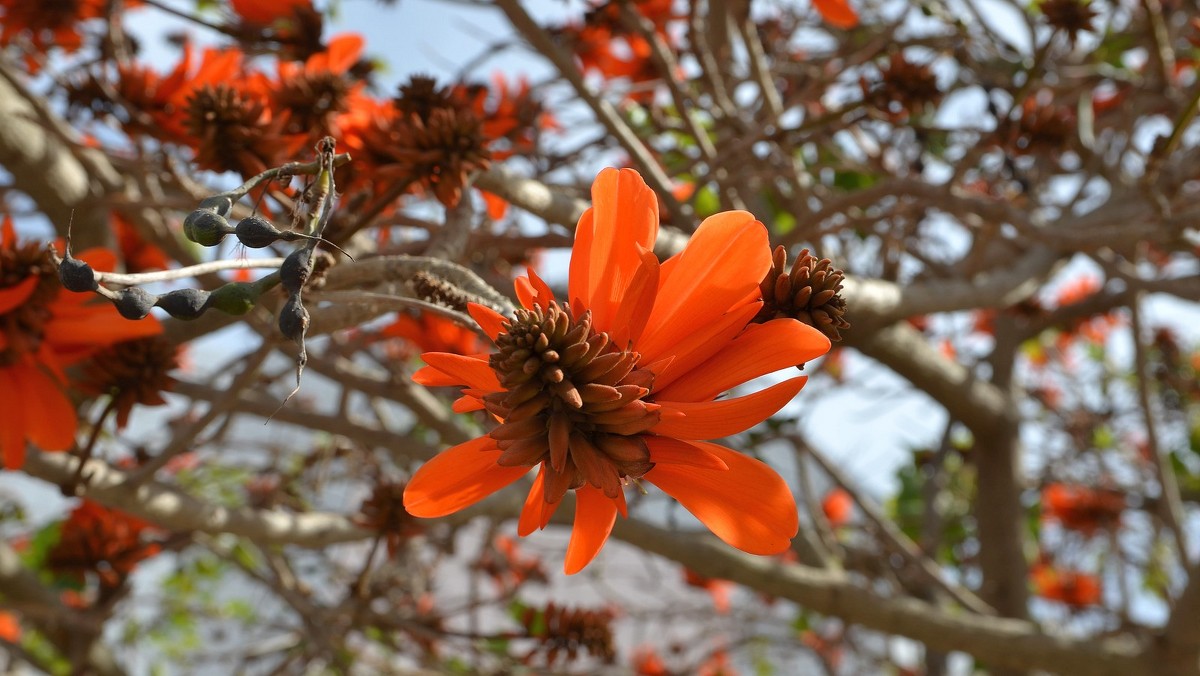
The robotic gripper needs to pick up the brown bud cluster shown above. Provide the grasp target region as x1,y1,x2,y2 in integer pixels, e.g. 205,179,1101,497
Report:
184,84,286,176
869,53,941,118
356,481,423,558
519,603,616,667
1039,0,1098,46
79,335,180,429
756,246,850,342
484,301,658,503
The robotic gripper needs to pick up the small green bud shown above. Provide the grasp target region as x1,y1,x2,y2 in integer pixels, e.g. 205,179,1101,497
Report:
207,282,258,315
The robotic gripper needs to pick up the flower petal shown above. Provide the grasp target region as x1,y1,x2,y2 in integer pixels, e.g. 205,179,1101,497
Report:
647,302,761,392
45,303,163,364
518,468,548,536
645,436,728,470
404,436,529,517
638,211,771,359
653,376,808,439
15,361,76,452
0,367,27,468
569,168,659,333
645,441,798,555
0,276,37,315
564,485,618,574
656,319,831,402
414,352,500,391
467,303,507,343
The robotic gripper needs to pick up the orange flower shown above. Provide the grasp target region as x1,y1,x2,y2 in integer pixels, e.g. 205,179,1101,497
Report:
46,500,164,592
0,217,162,468
821,488,853,527
632,646,670,675
112,212,170,273
0,610,18,643
380,310,487,358
404,169,831,573
813,0,859,29
1031,561,1102,607
684,568,734,613
0,0,140,58
229,0,311,26
1041,483,1124,536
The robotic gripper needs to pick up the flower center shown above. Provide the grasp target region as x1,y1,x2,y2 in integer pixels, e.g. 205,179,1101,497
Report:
0,242,59,366
485,301,658,503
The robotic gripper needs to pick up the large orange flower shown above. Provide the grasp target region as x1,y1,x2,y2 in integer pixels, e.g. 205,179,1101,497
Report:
404,169,830,573
0,218,162,469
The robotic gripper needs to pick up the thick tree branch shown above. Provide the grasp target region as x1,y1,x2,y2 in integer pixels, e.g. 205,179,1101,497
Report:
609,519,1150,676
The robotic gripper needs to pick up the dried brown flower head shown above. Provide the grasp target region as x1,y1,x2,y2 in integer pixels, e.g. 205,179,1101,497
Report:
394,74,458,121
273,71,353,138
1003,99,1075,155
374,106,491,208
519,603,616,666
1040,0,1098,46
356,480,423,557
184,84,287,175
874,53,941,117
79,334,179,429
756,246,850,342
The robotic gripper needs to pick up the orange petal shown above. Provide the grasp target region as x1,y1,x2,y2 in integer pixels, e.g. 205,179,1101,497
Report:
0,367,27,468
75,247,118,273
656,319,830,402
645,441,798,554
15,362,76,452
518,468,548,536
0,276,37,315
646,302,761,391
814,0,859,29
653,376,808,439
564,485,618,574
467,303,507,343
45,304,163,364
452,395,485,412
404,436,529,517
322,33,364,73
639,211,770,359
414,352,500,391
607,248,660,348
569,168,659,331
645,436,728,470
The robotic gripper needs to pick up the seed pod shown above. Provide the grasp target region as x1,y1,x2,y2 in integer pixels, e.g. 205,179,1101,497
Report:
235,215,284,249
58,257,98,292
155,288,211,320
197,195,233,216
278,294,309,344
183,210,234,247
207,282,257,315
280,247,313,295
114,287,157,320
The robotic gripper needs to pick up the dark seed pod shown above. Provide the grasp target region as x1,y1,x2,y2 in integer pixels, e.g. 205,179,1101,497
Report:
114,287,157,320
197,195,233,216
155,288,211,320
235,215,284,249
183,210,234,247
58,257,98,292
280,248,313,295
278,295,309,344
